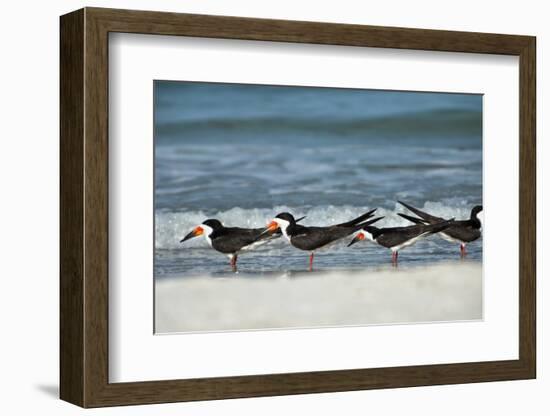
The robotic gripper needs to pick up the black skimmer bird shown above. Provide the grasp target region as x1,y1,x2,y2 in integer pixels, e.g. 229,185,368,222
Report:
180,217,304,271
348,218,454,265
262,209,383,271
397,201,483,257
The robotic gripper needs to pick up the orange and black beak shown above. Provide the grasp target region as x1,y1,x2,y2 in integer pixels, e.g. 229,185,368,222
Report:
266,220,279,232
180,226,204,243
347,232,365,247
260,220,280,236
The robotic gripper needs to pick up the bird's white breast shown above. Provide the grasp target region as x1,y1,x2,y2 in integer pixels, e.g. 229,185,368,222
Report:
274,218,292,242
201,224,214,247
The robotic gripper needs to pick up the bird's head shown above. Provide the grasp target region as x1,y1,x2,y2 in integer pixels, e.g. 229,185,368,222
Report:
471,205,484,229
180,219,221,243
471,205,483,217
264,212,296,233
347,226,377,247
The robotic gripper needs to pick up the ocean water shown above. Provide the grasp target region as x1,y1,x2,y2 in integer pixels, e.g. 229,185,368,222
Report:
154,81,482,278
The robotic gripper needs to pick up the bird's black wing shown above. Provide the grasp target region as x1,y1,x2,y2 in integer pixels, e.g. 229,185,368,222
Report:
290,216,383,251
376,220,453,248
376,226,428,248
289,226,350,251
211,227,277,253
398,213,428,225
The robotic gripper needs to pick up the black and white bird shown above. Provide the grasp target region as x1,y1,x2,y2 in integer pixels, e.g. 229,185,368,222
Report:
180,217,302,271
262,210,383,270
397,201,483,257
347,219,454,265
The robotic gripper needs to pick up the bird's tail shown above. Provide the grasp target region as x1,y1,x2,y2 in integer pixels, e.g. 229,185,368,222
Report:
355,216,384,231
337,208,377,227
398,212,428,225
398,200,442,223
426,218,455,234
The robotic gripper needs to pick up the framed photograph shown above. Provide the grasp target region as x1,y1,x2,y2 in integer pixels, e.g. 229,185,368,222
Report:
60,7,536,408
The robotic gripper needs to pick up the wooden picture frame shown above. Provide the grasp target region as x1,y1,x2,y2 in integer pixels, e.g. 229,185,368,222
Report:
60,7,536,408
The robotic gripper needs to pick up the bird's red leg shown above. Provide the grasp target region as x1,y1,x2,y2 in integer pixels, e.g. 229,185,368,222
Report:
392,251,399,267
460,244,466,258
309,252,314,272
230,255,238,272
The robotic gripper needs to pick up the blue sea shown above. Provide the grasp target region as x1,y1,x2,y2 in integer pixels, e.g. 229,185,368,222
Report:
154,81,482,278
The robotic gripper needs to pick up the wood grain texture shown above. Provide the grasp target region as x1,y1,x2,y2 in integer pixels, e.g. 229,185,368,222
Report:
83,10,110,406
59,7,537,408
88,7,532,54
518,38,536,375
59,8,84,406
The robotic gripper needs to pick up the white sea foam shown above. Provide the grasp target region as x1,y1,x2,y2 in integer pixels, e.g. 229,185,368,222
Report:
155,200,478,250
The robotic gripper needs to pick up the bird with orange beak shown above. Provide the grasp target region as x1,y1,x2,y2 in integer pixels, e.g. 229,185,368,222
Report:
347,218,455,266
180,218,304,271
262,210,382,271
